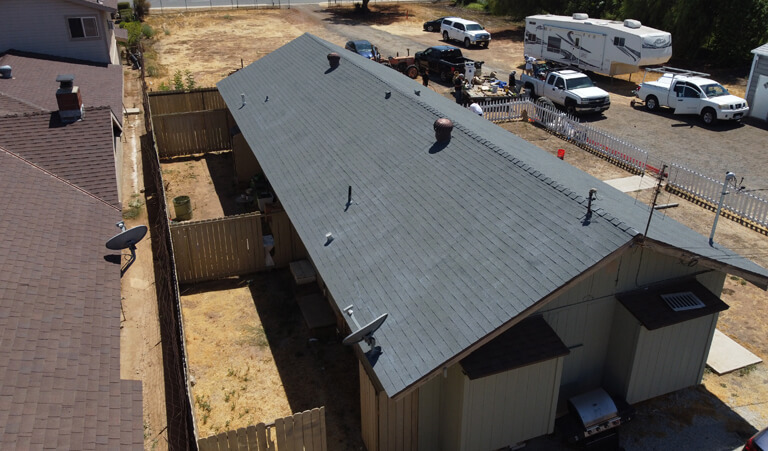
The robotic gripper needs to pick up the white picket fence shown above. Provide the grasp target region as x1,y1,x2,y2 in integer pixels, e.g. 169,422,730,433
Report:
478,98,768,230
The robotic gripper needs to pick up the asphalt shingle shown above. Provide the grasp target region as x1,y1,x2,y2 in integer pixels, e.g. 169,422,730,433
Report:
218,34,768,398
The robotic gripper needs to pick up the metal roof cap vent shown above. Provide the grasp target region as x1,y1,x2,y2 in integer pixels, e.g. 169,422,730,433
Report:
327,52,341,69
0,65,11,79
624,19,642,28
573,13,589,20
56,74,83,122
433,118,454,142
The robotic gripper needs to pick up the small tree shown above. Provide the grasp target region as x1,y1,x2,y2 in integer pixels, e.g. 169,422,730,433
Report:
134,0,151,21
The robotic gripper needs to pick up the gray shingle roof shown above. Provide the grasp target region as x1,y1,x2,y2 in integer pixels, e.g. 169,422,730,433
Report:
217,34,768,398
0,147,143,449
0,107,120,207
0,51,123,125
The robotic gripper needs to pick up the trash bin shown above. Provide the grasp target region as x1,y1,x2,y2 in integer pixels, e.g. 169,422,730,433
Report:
173,195,192,221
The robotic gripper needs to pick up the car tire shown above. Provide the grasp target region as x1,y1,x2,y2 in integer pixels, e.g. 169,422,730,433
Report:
443,31,449,42
440,71,450,82
701,107,717,126
536,97,555,109
426,25,434,32
482,42,489,48
464,38,471,48
566,103,577,116
645,95,659,112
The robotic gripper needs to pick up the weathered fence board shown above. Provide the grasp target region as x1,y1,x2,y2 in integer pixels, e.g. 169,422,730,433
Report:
153,109,233,159
170,213,265,284
149,88,227,115
198,408,326,451
270,211,309,268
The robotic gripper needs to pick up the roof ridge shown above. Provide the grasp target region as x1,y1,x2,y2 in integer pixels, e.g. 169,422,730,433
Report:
0,92,48,114
0,146,120,211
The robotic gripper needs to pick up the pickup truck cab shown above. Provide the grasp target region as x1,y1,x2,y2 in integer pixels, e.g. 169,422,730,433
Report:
634,70,749,125
521,69,610,115
414,45,483,82
441,17,491,48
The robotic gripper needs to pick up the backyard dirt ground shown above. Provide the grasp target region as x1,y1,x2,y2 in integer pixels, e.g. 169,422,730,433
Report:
140,4,768,447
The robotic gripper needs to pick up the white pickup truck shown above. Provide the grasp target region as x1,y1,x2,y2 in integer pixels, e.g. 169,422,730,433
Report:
633,67,749,125
521,69,611,115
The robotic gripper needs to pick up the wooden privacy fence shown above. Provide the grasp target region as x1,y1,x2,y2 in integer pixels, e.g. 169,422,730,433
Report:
171,210,308,284
152,109,233,159
478,97,768,231
148,88,234,159
171,213,266,284
148,87,227,115
198,407,327,451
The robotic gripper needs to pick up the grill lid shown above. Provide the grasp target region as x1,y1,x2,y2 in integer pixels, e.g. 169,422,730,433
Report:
568,388,618,427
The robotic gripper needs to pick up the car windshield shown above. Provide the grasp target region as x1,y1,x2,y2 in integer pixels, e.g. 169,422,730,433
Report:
700,83,729,97
567,76,595,89
466,24,484,31
355,42,373,51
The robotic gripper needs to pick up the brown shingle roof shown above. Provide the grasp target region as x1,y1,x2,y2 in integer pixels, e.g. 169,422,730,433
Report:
0,93,45,116
0,107,120,207
0,147,143,449
0,50,123,125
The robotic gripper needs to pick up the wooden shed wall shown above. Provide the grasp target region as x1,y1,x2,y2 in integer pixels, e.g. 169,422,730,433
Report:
626,313,718,404
359,363,419,451
602,302,640,398
458,358,563,451
233,133,262,184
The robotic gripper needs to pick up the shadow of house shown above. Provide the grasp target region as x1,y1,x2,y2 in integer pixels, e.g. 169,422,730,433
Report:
216,33,768,451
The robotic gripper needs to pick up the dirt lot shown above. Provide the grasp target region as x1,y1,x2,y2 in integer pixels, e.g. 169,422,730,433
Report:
142,3,768,447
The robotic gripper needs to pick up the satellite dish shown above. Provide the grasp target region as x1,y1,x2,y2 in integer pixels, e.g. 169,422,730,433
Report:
343,305,388,348
106,222,148,250
105,221,147,275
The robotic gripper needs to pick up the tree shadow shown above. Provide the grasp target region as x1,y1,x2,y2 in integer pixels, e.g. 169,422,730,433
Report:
321,4,415,27
203,151,259,216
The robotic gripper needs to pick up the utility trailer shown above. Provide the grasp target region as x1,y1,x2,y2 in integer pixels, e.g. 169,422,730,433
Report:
524,13,672,76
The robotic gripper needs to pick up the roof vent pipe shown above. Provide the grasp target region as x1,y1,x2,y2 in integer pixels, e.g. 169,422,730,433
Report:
0,65,11,79
55,74,83,122
327,52,341,69
434,118,454,143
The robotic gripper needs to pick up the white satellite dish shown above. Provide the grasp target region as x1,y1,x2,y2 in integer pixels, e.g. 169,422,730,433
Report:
343,305,388,348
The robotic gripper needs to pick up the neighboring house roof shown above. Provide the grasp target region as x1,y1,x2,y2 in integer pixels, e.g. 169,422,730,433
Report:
65,0,118,11
217,34,768,398
0,50,123,125
0,107,120,207
0,147,142,449
752,43,768,57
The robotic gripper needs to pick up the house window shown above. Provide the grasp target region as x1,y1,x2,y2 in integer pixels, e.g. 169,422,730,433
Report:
613,36,626,47
68,17,99,39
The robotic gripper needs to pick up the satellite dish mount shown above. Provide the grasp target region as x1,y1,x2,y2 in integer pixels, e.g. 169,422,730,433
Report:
342,305,388,351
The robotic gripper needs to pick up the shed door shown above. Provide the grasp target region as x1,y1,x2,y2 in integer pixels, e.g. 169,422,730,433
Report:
751,74,768,121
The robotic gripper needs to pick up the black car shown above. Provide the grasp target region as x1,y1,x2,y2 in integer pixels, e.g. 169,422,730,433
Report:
344,40,380,60
423,17,446,32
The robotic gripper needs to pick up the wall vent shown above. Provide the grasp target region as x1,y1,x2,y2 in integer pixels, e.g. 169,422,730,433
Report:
661,292,705,312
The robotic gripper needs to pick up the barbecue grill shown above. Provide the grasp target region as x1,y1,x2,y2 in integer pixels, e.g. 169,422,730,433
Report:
556,388,634,450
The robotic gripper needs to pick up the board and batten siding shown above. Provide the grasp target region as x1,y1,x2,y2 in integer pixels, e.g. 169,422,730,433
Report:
360,363,419,451
625,313,718,404
0,0,113,64
538,247,724,404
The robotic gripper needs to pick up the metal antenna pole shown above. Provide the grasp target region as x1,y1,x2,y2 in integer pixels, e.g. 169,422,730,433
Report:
709,171,736,246
643,165,667,238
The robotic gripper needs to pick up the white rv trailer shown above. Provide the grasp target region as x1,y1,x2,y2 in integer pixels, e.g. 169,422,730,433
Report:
524,13,672,76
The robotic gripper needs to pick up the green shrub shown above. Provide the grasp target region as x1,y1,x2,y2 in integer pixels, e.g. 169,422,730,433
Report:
172,70,184,90
119,8,134,21
134,0,151,20
146,65,159,77
158,82,171,91
141,24,155,38
120,21,143,46
184,70,196,90
465,2,487,11
117,1,131,9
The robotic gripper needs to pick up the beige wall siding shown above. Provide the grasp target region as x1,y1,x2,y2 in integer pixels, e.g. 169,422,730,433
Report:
626,313,718,403
0,0,112,63
439,365,465,451
458,358,563,451
360,362,379,451
417,374,442,451
602,302,640,397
